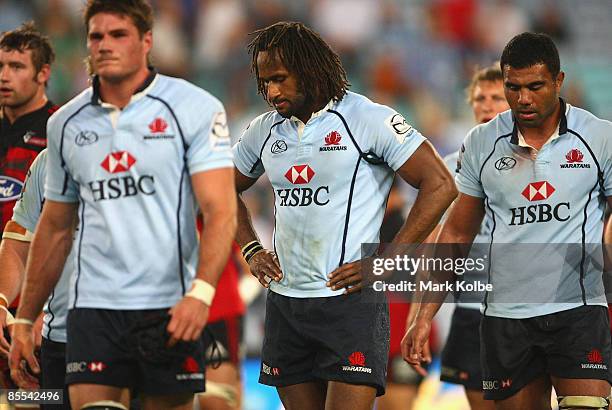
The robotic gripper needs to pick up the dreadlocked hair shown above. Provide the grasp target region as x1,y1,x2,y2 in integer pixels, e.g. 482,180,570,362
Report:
248,21,350,105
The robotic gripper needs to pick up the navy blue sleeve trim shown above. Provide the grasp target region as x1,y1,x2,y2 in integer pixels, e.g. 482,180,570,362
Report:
249,119,285,174
146,94,189,294
60,103,92,195
568,128,603,306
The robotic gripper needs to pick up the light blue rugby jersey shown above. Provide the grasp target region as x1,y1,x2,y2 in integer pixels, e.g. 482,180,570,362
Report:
443,151,490,310
457,99,612,318
45,72,233,310
233,91,426,297
12,150,71,343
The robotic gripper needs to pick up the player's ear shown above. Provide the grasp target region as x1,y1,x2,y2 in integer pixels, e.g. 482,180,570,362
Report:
555,71,565,94
36,64,51,85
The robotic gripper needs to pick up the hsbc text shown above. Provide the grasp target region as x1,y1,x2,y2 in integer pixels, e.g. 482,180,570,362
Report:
276,186,329,207
509,202,570,226
88,175,155,201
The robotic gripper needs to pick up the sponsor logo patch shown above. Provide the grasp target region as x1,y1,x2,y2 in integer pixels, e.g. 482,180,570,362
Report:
495,156,516,171
385,113,413,144
0,176,24,202
271,140,287,154
22,131,46,147
261,362,280,376
521,181,555,201
210,111,230,151
88,361,106,372
75,130,99,146
101,151,136,173
285,165,315,184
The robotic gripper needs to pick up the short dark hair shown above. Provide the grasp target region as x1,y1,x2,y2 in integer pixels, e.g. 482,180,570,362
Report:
0,21,55,73
466,62,503,103
247,21,350,105
84,0,153,37
500,32,560,77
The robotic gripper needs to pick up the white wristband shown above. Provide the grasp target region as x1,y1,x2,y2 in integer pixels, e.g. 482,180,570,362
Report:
0,306,15,325
13,318,33,326
185,279,215,306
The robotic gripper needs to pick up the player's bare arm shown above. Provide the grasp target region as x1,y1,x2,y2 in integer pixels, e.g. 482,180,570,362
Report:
0,235,29,355
234,169,282,288
10,200,77,387
327,141,457,294
401,193,484,369
168,167,237,347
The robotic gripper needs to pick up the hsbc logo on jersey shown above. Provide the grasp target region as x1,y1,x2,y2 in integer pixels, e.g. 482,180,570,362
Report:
285,165,315,184
279,165,328,206
510,181,570,226
521,181,555,201
90,152,155,201
101,151,136,173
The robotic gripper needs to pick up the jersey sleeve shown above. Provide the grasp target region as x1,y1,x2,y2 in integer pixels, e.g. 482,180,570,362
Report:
232,116,267,179
455,126,485,198
44,113,79,202
11,149,46,234
186,100,233,175
597,121,612,196
366,108,426,171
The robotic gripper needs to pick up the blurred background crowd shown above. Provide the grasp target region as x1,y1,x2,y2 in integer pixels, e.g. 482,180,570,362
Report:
2,1,611,408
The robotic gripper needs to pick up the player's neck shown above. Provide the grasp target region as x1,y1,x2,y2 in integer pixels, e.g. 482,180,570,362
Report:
518,102,562,150
2,91,47,124
295,99,327,124
98,67,151,109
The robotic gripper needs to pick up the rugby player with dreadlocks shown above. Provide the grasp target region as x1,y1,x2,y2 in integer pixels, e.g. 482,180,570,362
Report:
232,22,456,409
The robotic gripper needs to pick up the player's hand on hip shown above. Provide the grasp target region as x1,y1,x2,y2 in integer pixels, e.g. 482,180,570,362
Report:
401,318,432,377
167,297,209,348
327,258,372,295
0,309,13,356
249,250,282,288
8,323,40,389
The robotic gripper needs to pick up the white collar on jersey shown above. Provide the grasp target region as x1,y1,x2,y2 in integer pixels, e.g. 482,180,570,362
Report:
516,102,569,150
289,99,335,124
517,123,560,150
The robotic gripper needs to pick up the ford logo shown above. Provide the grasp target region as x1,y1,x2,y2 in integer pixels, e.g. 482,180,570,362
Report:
0,176,24,202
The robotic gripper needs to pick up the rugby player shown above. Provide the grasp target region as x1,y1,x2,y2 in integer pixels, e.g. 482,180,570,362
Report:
0,149,72,409
0,22,56,235
9,1,237,409
233,21,456,410
405,33,612,410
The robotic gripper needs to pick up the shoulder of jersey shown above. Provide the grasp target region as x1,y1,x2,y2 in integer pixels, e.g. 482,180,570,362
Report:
332,91,386,116
48,88,93,125
147,74,223,110
243,110,284,136
464,110,513,148
566,103,612,139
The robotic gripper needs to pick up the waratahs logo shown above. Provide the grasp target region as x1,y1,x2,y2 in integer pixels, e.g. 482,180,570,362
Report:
561,149,590,169
320,131,347,151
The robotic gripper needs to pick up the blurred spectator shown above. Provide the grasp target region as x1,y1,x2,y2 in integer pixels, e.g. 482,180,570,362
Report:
151,0,190,77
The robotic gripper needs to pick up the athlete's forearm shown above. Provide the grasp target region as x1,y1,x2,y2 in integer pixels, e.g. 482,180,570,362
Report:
0,238,30,303
391,178,456,247
196,204,237,287
235,194,263,248
16,217,73,321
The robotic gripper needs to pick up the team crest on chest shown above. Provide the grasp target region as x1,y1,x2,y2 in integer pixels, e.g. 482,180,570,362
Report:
319,131,347,152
